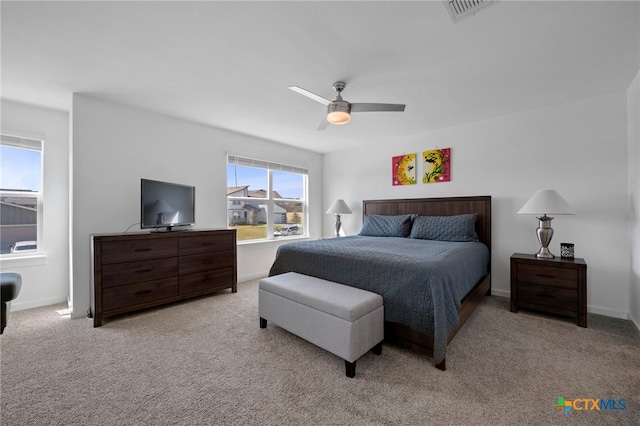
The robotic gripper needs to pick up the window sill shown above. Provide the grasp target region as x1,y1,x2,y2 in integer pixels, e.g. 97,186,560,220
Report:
0,254,48,268
237,236,311,246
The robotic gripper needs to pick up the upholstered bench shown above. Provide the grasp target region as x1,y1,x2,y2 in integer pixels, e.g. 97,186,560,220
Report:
259,272,384,378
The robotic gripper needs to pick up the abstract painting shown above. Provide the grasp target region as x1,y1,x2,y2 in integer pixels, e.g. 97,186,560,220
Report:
422,148,451,183
392,153,417,186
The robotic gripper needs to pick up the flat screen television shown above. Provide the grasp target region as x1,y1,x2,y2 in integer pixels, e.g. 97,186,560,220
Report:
141,179,195,230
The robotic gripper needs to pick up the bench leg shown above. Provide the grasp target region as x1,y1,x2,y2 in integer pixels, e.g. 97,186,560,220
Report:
259,317,267,328
436,358,446,371
371,342,382,355
345,360,356,378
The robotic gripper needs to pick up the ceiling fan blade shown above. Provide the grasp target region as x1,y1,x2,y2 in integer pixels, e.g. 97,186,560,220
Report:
317,117,330,131
288,86,332,106
351,103,406,113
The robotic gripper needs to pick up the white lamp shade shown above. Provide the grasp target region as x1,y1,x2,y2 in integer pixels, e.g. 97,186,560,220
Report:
517,189,576,215
326,199,352,215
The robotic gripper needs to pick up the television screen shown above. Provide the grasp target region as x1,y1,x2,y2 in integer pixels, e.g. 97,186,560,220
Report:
141,179,195,230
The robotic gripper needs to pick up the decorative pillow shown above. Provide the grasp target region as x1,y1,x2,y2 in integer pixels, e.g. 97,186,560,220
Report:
410,213,479,242
359,214,413,237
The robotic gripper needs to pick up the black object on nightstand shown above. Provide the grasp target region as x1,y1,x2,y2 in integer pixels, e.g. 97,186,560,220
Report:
510,253,587,327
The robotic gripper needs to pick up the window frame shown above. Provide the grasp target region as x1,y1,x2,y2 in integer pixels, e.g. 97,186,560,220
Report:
227,155,308,243
0,134,44,258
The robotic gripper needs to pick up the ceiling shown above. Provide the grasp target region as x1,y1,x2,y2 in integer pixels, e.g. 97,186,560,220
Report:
2,1,639,154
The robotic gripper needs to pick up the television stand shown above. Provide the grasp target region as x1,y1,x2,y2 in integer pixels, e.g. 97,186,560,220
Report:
91,229,237,327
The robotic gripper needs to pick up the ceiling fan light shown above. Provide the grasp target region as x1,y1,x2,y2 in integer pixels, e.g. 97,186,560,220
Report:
327,101,351,125
327,111,351,124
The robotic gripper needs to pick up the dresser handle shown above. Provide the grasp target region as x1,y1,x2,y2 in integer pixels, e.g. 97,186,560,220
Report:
135,290,152,296
135,269,152,274
536,293,556,299
134,248,152,252
536,274,555,279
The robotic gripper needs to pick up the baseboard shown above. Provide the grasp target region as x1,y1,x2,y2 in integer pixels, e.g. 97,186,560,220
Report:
11,296,68,312
587,305,629,320
628,313,640,340
238,272,268,283
490,288,509,298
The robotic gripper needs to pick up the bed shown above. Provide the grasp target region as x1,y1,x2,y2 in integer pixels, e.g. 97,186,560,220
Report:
269,196,491,370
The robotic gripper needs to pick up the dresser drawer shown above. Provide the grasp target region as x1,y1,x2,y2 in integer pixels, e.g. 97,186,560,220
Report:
517,282,578,312
179,267,235,295
101,257,177,288
179,250,234,275
516,264,577,289
179,232,235,256
102,277,179,311
101,238,178,264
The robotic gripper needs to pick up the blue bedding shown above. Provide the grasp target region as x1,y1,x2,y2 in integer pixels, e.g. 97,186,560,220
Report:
268,236,490,364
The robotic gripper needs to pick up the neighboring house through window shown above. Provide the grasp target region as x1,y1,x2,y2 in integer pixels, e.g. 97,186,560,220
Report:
0,134,43,256
227,155,307,242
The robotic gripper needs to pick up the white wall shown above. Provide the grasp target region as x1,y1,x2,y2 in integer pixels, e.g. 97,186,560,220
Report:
71,94,322,319
0,100,70,310
323,91,631,319
628,70,640,331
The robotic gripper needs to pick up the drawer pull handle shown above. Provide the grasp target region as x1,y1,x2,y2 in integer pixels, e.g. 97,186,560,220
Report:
135,269,152,274
536,274,555,279
536,293,556,299
135,290,152,296
134,248,152,252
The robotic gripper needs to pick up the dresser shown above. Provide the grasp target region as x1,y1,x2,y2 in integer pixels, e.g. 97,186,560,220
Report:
510,253,587,327
92,229,236,327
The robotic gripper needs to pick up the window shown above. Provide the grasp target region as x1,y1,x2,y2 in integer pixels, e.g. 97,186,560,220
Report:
0,134,43,256
227,155,307,242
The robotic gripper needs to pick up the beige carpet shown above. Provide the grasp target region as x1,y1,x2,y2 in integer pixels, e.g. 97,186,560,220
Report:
1,278,638,425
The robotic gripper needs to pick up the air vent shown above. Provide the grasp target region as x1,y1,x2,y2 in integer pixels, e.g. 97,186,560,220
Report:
444,0,497,22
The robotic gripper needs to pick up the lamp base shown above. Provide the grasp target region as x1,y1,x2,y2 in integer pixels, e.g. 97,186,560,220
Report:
334,214,342,238
535,215,555,258
535,247,555,259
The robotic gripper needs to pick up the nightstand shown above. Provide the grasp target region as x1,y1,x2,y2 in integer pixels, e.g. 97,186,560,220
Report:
510,253,587,327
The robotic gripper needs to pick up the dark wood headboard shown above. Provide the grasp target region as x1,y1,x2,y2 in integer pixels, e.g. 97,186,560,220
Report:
362,196,492,252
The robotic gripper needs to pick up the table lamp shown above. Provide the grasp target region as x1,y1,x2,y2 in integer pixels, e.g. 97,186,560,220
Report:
326,199,352,237
517,189,576,259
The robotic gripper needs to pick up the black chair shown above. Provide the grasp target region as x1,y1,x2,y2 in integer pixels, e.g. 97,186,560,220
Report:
1,272,22,334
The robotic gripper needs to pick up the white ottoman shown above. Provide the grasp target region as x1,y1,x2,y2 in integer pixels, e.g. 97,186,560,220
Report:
259,272,384,378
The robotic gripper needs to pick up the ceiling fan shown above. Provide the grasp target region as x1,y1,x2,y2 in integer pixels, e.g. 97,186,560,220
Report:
288,81,406,130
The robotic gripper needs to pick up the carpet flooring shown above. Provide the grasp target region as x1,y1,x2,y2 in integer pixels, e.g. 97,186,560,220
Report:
1,278,638,425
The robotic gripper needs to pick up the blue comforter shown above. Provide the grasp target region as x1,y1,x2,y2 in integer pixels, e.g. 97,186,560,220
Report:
268,236,490,364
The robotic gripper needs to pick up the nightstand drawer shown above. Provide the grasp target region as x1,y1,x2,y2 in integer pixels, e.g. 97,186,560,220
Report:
516,264,577,289
517,282,578,312
510,253,587,327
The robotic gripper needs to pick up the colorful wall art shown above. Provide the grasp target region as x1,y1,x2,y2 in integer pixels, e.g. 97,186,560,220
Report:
422,148,451,183
392,153,417,186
